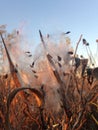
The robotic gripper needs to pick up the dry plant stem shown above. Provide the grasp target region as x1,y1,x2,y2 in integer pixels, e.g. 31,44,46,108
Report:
86,81,98,103
73,74,80,94
72,79,86,130
80,78,85,104
76,118,87,130
39,30,70,124
39,107,47,130
72,108,85,130
38,86,47,130
0,33,15,72
0,33,23,88
73,34,82,61
91,114,98,125
65,35,82,99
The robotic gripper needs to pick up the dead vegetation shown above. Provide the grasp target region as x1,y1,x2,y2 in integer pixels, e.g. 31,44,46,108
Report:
0,26,98,130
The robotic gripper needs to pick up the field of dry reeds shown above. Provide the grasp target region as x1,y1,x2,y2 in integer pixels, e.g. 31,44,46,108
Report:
0,27,98,130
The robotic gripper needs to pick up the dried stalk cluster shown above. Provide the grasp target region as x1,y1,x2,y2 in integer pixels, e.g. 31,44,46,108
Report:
0,27,98,130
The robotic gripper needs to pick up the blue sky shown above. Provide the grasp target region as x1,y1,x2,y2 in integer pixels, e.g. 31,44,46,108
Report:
0,0,98,58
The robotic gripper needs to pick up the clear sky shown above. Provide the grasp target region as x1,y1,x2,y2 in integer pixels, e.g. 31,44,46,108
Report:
0,0,98,58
